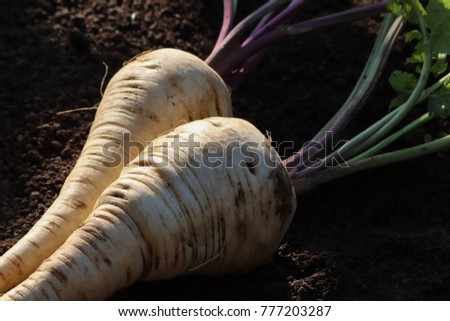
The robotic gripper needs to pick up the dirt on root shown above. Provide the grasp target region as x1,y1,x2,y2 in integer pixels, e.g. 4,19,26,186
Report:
1,0,450,300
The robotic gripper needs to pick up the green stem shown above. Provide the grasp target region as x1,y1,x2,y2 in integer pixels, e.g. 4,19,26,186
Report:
284,13,403,173
293,68,450,181
350,70,450,161
331,0,433,163
420,71,450,100
293,133,450,194
350,112,434,161
290,107,401,178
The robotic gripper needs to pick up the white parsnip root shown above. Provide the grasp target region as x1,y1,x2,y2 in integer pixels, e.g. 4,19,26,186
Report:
0,48,232,292
1,117,296,300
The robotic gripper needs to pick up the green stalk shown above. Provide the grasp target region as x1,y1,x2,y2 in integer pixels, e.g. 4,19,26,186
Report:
349,112,434,161
290,0,450,194
336,0,432,162
343,70,450,162
292,66,448,180
320,14,400,123
420,71,450,100
284,13,403,173
294,133,450,194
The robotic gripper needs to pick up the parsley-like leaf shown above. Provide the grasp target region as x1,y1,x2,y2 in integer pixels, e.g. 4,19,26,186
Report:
404,29,421,42
431,53,448,74
428,83,450,118
389,71,418,109
389,71,418,93
427,0,450,55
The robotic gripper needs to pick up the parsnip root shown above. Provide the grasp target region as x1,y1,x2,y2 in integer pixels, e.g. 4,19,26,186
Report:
1,117,296,300
0,48,232,292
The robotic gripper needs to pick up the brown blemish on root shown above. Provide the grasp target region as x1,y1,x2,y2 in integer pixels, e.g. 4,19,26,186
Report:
48,266,68,284
58,253,74,269
78,232,100,251
71,177,92,186
108,190,128,201
235,218,248,240
115,182,131,190
167,95,195,122
94,213,115,225
27,239,40,249
245,160,256,175
121,95,142,104
63,198,87,210
127,82,146,90
213,88,221,116
146,113,159,122
142,62,162,70
167,74,182,91
81,224,107,242
11,289,25,300
218,212,226,253
103,257,112,266
272,165,296,221
154,255,160,269
234,182,245,207
98,203,151,274
11,253,24,265
48,221,60,229
126,266,132,282
40,287,51,300
71,241,91,258
80,163,103,172
20,281,34,293
142,244,154,273
124,76,140,81
47,280,63,300
53,213,68,223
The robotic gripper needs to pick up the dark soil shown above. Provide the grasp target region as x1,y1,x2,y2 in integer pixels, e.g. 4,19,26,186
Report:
1,0,450,300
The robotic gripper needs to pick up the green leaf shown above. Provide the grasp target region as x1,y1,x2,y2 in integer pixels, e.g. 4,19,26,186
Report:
428,81,450,118
414,0,427,21
427,0,450,54
406,49,424,64
388,71,419,110
389,71,418,93
404,29,421,42
387,0,403,16
405,0,427,24
431,53,448,74
389,93,410,110
444,74,450,87
387,1,425,23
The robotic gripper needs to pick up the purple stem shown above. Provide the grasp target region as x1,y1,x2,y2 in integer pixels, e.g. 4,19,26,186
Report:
205,0,289,78
283,1,388,35
229,2,388,79
248,3,278,38
285,87,376,172
225,50,267,88
243,0,308,46
224,3,284,88
211,0,236,53
224,0,308,87
286,11,402,180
